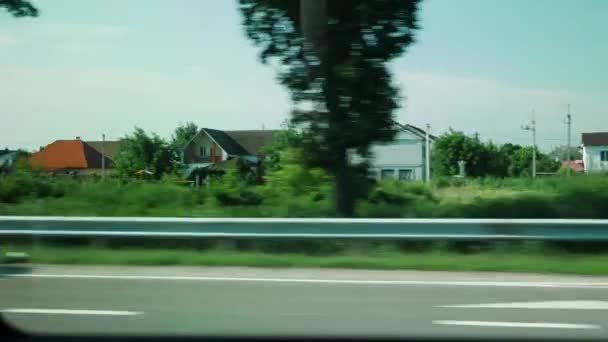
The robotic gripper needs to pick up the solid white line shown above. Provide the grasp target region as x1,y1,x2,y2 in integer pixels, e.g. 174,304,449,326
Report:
2,308,141,316
440,300,608,310
9,273,608,289
433,320,599,329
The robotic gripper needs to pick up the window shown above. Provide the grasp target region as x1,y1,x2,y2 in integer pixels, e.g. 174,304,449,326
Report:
380,169,394,179
398,169,413,180
200,145,209,157
601,151,608,162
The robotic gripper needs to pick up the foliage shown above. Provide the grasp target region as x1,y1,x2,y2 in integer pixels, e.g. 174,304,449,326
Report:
548,145,582,161
432,130,559,177
0,171,69,203
209,169,263,206
239,0,422,216
508,147,559,176
431,130,495,177
170,122,199,156
0,0,38,17
113,127,175,180
260,127,304,173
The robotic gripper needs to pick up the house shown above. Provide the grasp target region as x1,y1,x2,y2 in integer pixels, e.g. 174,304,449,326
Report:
352,121,435,181
29,139,113,176
582,132,608,173
86,140,122,162
181,128,278,181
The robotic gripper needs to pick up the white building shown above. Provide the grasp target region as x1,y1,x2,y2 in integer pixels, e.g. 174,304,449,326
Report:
582,132,608,173
352,122,434,181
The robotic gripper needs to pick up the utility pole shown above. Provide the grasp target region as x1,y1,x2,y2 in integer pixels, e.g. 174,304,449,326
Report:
101,134,106,179
521,111,536,178
425,123,431,182
565,104,572,176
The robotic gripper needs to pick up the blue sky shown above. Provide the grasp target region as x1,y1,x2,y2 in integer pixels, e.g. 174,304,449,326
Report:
2,0,607,151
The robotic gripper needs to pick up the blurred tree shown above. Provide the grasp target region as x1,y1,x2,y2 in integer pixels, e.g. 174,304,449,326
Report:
113,127,174,179
239,0,421,216
548,145,582,161
170,122,199,152
431,130,494,177
508,147,559,176
1,0,38,17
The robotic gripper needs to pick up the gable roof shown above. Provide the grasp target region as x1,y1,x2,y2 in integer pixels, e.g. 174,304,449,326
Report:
391,120,436,140
86,140,121,160
225,130,279,155
202,128,250,156
30,140,112,170
582,132,608,146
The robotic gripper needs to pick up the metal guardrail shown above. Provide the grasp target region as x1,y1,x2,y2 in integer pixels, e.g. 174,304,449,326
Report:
1,216,608,241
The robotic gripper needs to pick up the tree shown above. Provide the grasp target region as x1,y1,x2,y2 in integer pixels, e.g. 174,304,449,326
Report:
508,147,559,177
239,0,421,216
113,127,174,179
548,145,582,161
170,122,199,152
431,130,495,177
1,0,38,17
260,126,304,173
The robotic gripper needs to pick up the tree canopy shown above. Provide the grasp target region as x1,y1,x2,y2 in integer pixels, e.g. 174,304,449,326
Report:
113,127,174,179
170,122,199,153
239,0,421,216
432,130,560,178
1,0,38,17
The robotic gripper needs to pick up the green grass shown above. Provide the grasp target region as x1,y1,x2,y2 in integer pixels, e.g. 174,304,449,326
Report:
7,245,608,275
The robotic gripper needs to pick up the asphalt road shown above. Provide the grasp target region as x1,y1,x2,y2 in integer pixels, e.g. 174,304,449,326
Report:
1,265,608,339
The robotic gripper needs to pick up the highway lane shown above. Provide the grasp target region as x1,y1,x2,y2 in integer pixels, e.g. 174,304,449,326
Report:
1,266,607,339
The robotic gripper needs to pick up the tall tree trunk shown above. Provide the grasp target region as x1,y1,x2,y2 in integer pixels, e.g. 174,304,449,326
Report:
301,0,355,217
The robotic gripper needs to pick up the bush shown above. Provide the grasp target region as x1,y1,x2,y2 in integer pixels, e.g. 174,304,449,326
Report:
0,172,71,203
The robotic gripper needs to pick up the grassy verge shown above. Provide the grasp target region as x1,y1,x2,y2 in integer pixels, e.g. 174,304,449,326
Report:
6,245,608,275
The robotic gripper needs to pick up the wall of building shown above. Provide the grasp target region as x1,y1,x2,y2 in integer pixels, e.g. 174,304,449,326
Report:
583,145,608,173
183,133,226,164
351,130,427,181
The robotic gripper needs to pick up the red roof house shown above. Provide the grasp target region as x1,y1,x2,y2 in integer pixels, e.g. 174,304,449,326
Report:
30,140,113,172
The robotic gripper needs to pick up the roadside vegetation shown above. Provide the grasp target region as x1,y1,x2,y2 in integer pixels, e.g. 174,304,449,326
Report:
2,169,608,219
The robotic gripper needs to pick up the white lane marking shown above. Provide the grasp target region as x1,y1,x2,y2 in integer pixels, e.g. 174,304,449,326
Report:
2,308,141,316
433,320,600,329
8,273,608,289
440,300,608,310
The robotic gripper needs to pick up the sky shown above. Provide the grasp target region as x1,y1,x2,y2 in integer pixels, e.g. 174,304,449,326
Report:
1,0,607,151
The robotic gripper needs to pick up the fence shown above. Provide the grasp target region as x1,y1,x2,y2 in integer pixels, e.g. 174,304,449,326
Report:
1,216,608,241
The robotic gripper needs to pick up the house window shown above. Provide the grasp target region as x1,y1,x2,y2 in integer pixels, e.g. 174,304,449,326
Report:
200,145,209,157
380,169,394,180
398,169,413,181
601,151,608,162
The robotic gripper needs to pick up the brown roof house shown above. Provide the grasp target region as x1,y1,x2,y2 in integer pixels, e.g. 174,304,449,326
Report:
181,128,279,182
581,132,608,173
30,139,113,176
